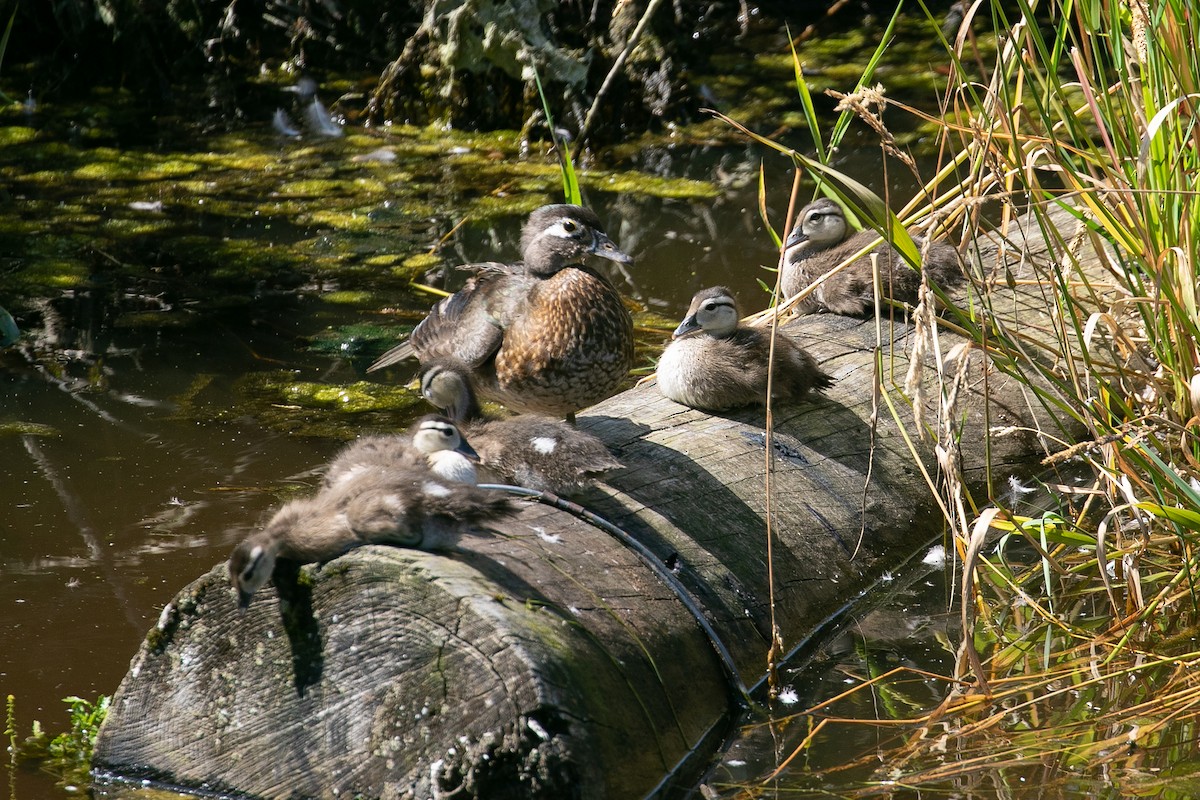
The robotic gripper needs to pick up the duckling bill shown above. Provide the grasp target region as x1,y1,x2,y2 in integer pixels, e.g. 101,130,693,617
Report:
782,198,960,316
656,286,832,412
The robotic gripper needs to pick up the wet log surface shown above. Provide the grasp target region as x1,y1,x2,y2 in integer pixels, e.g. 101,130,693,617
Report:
93,211,1092,799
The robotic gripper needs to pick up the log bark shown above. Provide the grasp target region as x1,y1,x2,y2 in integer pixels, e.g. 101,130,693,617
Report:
93,209,1091,798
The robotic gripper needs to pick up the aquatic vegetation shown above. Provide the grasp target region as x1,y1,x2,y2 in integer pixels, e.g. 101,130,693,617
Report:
0,124,34,144
230,372,423,437
5,694,109,790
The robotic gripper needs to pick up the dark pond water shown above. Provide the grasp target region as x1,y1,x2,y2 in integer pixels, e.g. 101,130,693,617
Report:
0,84,950,797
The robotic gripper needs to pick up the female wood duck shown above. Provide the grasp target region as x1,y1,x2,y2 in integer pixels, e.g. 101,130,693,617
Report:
419,359,622,494
368,204,635,423
323,416,481,488
230,445,514,607
781,198,960,316
656,286,833,412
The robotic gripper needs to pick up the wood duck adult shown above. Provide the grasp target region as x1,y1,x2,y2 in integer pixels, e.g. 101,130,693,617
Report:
656,286,833,412
230,450,514,607
419,359,622,494
781,198,960,316
368,204,635,423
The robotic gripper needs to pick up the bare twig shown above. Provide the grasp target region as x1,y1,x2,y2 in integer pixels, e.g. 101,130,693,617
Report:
572,0,668,157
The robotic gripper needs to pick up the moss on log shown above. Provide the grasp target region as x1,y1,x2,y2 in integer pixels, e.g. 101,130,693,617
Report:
93,210,1091,798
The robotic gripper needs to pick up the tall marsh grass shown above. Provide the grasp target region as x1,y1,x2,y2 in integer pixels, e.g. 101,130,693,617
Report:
723,0,1200,794
942,0,1200,674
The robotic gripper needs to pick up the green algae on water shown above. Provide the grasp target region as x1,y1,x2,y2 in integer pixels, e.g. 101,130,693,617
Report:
203,371,425,438
0,421,60,437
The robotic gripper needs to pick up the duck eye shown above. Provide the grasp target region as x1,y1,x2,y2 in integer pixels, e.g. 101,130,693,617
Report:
562,219,578,233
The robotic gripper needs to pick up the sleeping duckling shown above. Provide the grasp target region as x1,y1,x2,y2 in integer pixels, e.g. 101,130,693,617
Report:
229,461,515,607
656,286,833,412
781,198,960,316
324,416,480,488
408,415,480,485
419,359,622,494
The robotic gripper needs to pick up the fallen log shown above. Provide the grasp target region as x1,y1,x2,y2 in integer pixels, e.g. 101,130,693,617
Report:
93,210,1089,798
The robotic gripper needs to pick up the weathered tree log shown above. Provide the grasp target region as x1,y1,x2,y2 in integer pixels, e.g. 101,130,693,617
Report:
93,211,1090,798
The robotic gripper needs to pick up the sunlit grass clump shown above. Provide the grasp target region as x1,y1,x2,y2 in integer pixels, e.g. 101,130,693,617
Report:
938,0,1200,707
719,0,1200,795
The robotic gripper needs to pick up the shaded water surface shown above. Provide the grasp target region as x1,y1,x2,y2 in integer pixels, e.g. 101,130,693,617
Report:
0,91,941,798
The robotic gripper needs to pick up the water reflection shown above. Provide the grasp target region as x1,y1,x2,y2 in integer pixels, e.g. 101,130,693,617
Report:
698,561,957,796
0,295,341,727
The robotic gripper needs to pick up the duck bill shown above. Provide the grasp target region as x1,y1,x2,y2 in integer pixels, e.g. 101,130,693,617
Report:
237,589,254,610
590,232,634,265
784,226,809,249
454,438,481,463
672,314,701,339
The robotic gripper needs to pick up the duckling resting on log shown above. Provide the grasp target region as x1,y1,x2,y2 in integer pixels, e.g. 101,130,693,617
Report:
781,198,961,316
419,359,622,494
656,286,833,412
229,420,514,607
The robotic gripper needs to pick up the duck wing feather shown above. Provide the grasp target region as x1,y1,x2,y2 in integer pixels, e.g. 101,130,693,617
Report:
368,262,522,371
406,263,539,369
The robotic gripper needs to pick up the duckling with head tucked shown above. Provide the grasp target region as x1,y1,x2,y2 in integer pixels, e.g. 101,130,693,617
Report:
230,455,515,607
656,286,833,412
419,359,622,494
781,198,960,316
368,204,635,422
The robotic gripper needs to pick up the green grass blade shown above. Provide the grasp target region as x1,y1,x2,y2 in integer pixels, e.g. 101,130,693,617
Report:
532,66,581,205
710,109,921,265
1136,503,1200,535
757,162,781,249
0,5,16,104
794,154,921,266
788,25,825,163
827,1,904,153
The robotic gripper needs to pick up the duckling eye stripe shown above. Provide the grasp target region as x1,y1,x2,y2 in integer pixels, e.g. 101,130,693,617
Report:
245,545,265,576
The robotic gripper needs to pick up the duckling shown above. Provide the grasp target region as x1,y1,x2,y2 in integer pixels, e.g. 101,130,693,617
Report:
409,415,480,485
368,205,635,422
781,198,960,316
229,464,515,607
656,286,833,412
324,416,480,488
418,359,623,494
